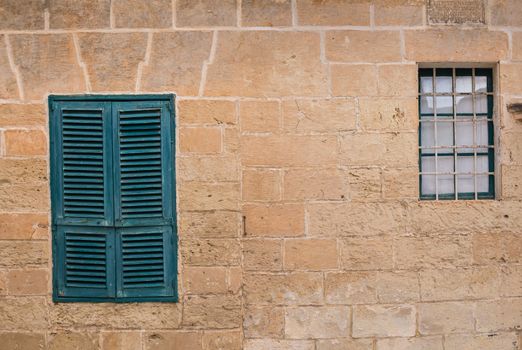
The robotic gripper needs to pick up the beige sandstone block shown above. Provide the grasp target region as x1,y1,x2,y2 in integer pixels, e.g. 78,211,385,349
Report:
178,211,240,238
245,339,314,350
176,0,237,27
141,31,213,96
0,184,50,211
0,213,49,240
183,266,228,294
244,272,323,305
501,132,522,165
513,33,522,61
341,236,394,270
348,167,383,201
179,100,236,125
331,64,378,97
376,337,443,350
428,0,485,24
0,241,48,267
144,331,202,350
77,33,148,91
0,36,18,99
243,239,282,271
10,34,86,100
296,0,370,26
48,332,99,350
182,294,241,329
0,104,46,127
376,271,420,303
374,1,424,26
444,333,519,350
113,0,172,28
49,0,110,28
243,204,304,237
282,98,356,133
316,339,373,350
502,164,522,198
383,168,418,199
244,305,284,338
0,158,47,185
178,156,239,182
378,65,418,97
325,272,378,304
418,302,475,335
404,30,508,62
50,302,182,329
181,239,240,266
224,127,239,153
239,100,280,133
179,127,222,154
284,239,338,270
490,0,522,26
473,233,521,264
359,97,418,131
395,236,473,269
0,271,5,295
241,0,292,26
0,333,45,349
352,304,416,338
179,182,239,211
242,169,281,201
326,31,402,63
0,297,48,330
101,332,142,350
202,330,241,350
4,130,47,156
283,168,349,201
241,135,337,167
500,64,522,95
0,0,45,29
205,31,328,97
501,265,522,297
285,306,351,339
475,298,522,332
7,269,48,295
419,267,500,301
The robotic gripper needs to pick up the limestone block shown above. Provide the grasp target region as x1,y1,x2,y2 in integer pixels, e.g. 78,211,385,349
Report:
245,339,314,350
376,271,420,303
341,236,394,270
242,169,281,201
490,0,522,26
0,333,45,349
283,169,349,201
4,130,47,156
444,333,519,350
475,298,522,332
179,127,222,154
243,239,283,271
7,269,48,295
284,239,338,270
296,0,370,26
325,272,378,304
113,0,172,28
179,182,239,211
359,98,418,131
239,100,280,133
176,0,237,27
49,0,110,29
178,211,240,238
101,332,142,350
241,0,292,27
182,294,241,329
376,337,443,350
144,332,202,350
244,305,284,338
178,156,239,182
0,297,48,330
326,31,402,63
202,331,241,350
331,64,378,97
0,36,18,99
0,104,46,127
375,1,424,26
0,241,48,267
418,302,475,335
428,0,485,24
317,339,373,350
0,213,48,240
178,100,236,125
352,304,416,338
181,239,240,266
48,332,99,350
285,306,351,339
0,0,45,29
243,204,304,237
182,266,228,294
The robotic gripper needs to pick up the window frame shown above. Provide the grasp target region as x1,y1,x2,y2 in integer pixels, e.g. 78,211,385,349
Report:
49,94,178,303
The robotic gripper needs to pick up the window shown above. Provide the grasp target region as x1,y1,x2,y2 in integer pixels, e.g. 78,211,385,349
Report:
419,68,495,200
49,95,177,302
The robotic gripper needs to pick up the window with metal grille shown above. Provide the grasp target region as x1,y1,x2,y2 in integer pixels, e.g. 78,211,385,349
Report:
419,68,495,200
49,95,177,302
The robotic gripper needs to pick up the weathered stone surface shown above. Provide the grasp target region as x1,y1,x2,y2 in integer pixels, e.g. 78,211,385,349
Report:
0,213,48,240
243,204,304,237
326,31,402,63
179,156,239,182
10,34,86,100
428,0,485,24
240,100,280,132
419,267,500,301
284,239,338,270
7,269,48,295
316,339,373,350
0,36,18,99
0,104,46,127
347,168,383,201
241,135,337,167
242,169,280,201
0,297,48,330
77,33,148,91
325,272,378,304
0,271,6,295
376,337,444,350
183,266,228,294
182,294,241,329
473,232,522,264
512,33,522,61
178,211,240,238
243,239,282,271
178,182,239,211
341,236,394,270
418,302,475,335
475,298,522,332
501,265,522,297
359,98,418,131
0,0,45,30
282,98,356,132
0,183,50,211
0,332,45,349
49,0,110,28
176,0,237,27
490,0,522,26
283,169,349,201
202,330,241,350
141,31,213,96
331,64,378,97
113,0,172,28
101,332,142,350
285,306,351,339
179,100,236,125
378,65,418,97
444,333,519,350
404,30,508,62
241,0,292,26
245,339,314,350
4,129,47,156
383,167,418,199
376,271,420,303
244,272,323,305
296,0,370,26
0,241,48,267
144,332,202,350
244,305,284,338
374,2,424,26
48,332,99,350
181,239,240,266
50,303,182,329
205,32,328,97
502,165,522,199
179,127,222,154
0,158,47,185
352,304,416,338
500,64,522,95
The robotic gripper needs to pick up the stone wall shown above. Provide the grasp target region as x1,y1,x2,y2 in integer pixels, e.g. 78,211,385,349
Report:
0,0,521,349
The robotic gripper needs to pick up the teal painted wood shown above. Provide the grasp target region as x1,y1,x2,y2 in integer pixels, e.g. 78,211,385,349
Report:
50,94,177,303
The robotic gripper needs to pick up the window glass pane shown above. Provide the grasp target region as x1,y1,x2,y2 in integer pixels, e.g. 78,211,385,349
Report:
438,175,454,195
421,96,434,114
475,75,488,93
476,120,488,146
421,156,436,172
439,155,454,174
421,175,436,195
437,122,454,151
436,96,453,114
476,155,489,173
477,175,489,192
457,156,474,174
456,121,473,152
421,122,435,150
436,76,452,93
455,95,473,114
456,75,472,93
457,174,474,193
475,95,487,114
420,76,433,93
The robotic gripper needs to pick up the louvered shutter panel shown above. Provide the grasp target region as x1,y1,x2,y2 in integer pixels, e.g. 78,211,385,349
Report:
112,101,175,298
50,101,116,299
